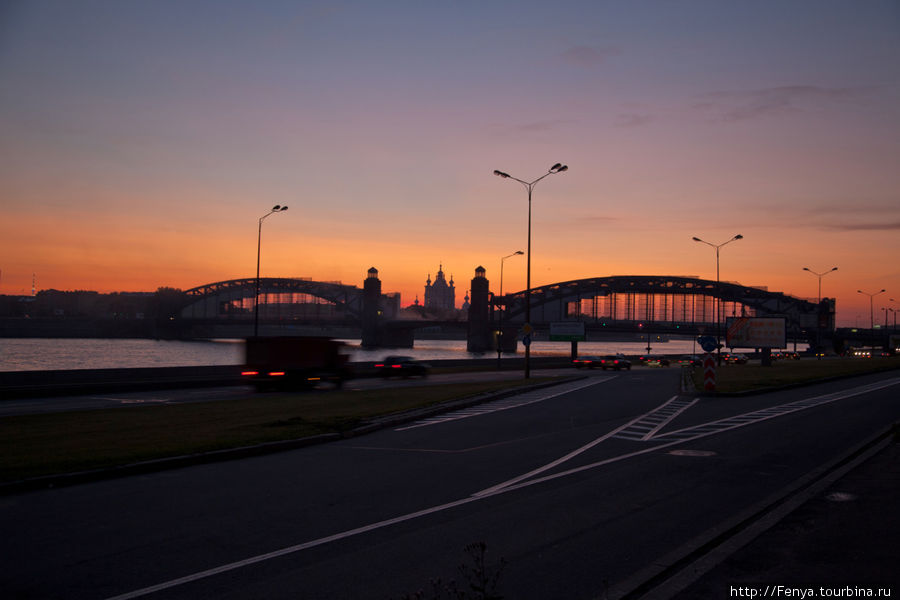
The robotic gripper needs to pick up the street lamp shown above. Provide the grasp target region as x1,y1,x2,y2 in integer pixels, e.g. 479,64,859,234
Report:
494,163,569,378
255,205,288,336
692,234,743,364
803,266,838,304
803,266,837,358
497,250,524,369
857,289,886,331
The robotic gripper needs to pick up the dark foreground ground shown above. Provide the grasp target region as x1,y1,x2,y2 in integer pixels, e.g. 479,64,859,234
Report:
666,433,899,599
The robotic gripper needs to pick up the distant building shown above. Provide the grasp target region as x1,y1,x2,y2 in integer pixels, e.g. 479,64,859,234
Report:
424,264,455,310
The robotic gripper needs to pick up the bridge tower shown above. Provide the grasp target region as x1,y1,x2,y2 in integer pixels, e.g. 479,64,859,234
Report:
467,266,492,352
362,267,384,347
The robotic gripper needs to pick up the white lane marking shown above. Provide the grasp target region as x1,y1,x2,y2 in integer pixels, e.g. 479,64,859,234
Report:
394,377,614,431
611,397,697,441
654,377,900,442
103,495,483,600
472,395,684,497
104,377,900,600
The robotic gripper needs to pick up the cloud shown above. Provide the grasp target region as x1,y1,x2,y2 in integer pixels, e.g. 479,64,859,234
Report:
560,45,620,67
615,113,654,128
517,119,574,132
486,119,576,136
820,220,900,232
694,85,876,122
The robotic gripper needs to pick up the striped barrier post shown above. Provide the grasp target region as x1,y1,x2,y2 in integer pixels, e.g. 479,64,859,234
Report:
703,352,716,391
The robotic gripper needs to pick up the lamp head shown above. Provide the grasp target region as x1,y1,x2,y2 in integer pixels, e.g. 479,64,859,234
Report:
272,205,281,211
515,250,524,255
734,234,743,240
692,237,702,242
549,163,568,173
493,170,510,178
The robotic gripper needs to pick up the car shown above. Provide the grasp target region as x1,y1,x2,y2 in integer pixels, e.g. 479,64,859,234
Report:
678,355,702,367
640,355,670,367
572,356,603,369
374,356,430,377
723,353,748,364
599,355,631,371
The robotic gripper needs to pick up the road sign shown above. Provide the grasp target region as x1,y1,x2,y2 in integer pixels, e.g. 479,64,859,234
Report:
522,334,532,347
549,321,586,342
522,323,533,335
698,336,718,353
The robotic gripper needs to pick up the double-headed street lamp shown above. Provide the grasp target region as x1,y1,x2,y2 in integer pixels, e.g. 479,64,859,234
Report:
857,288,886,331
804,266,838,358
803,266,838,304
497,250,524,369
692,234,743,364
494,163,569,379
255,205,288,336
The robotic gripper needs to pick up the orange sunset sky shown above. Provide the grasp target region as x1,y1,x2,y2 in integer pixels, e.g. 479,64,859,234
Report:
1,1,898,327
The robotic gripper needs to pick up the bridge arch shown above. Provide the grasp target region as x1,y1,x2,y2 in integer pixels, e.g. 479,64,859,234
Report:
495,275,827,332
180,278,366,321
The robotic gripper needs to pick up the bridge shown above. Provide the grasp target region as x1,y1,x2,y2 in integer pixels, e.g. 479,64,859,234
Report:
180,276,400,323
495,274,830,334
172,270,836,349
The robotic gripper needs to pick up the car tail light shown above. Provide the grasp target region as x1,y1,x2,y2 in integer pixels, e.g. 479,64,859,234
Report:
241,370,259,376
392,364,402,369
268,371,286,377
374,363,385,368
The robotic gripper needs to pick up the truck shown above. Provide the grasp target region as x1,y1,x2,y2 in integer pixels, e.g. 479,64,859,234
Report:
241,336,351,391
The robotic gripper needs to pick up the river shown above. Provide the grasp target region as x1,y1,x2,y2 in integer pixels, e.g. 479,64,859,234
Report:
0,337,744,372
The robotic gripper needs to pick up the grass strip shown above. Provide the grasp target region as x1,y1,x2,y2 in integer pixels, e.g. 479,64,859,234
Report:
689,357,899,394
0,377,557,484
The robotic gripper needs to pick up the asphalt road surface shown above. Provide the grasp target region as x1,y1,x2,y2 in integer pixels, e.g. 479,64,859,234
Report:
0,367,572,417
2,369,899,599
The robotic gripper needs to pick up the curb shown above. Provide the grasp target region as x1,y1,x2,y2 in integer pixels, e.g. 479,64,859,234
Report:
0,376,584,495
605,423,899,600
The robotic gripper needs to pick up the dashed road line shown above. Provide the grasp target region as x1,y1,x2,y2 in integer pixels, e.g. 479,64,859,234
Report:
102,377,900,600
394,376,614,431
654,377,900,443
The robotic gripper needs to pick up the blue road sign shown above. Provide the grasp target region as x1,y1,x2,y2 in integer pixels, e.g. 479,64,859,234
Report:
523,334,532,347
698,336,718,352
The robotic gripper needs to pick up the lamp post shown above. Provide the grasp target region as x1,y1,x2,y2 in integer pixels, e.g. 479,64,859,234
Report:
254,205,288,336
494,163,569,379
803,266,838,305
692,234,743,364
857,289,886,332
803,266,837,358
497,250,524,369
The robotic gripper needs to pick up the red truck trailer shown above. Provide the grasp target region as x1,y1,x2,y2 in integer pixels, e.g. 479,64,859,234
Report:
242,336,350,391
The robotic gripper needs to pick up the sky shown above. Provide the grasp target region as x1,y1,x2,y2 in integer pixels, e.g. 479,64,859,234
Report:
1,0,899,327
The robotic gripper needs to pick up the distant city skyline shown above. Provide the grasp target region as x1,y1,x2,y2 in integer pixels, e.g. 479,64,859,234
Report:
1,1,898,327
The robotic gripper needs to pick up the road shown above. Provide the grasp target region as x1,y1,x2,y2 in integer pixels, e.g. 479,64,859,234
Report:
2,369,898,599
0,366,575,417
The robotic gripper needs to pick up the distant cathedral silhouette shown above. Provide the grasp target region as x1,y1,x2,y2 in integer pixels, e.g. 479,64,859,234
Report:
424,264,456,310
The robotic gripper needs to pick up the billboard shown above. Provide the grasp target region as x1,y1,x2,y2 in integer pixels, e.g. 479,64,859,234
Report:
550,321,586,342
726,317,786,349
